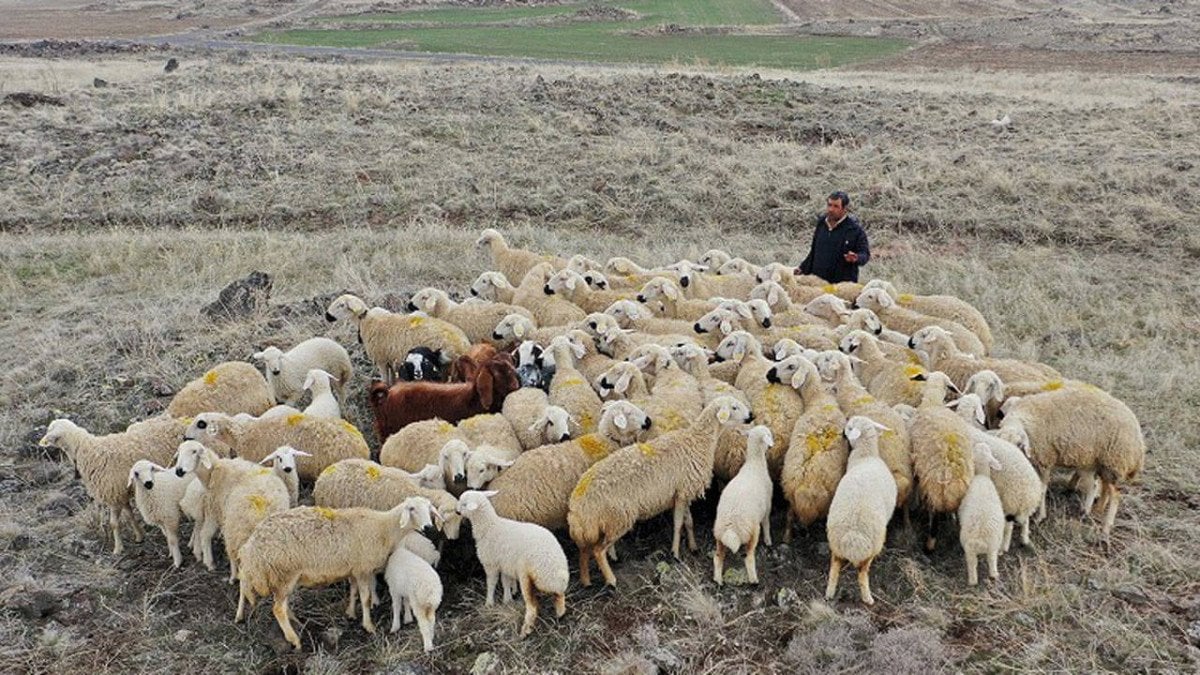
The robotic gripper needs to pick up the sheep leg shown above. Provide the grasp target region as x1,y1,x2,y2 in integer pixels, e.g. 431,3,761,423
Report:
370,576,380,607
783,510,794,544
684,508,697,553
607,539,620,561
924,511,939,552
553,591,566,618
417,604,436,652
163,526,182,569
198,519,218,571
1019,514,1031,547
987,549,999,581
824,556,843,601
578,547,593,587
713,541,726,586
404,597,415,624
594,546,618,587
1100,481,1121,540
108,507,124,555
1035,468,1052,523
485,567,499,606
126,506,144,543
746,525,761,585
1078,469,1100,515
760,502,773,547
345,580,358,618
235,578,255,623
671,498,693,559
499,575,513,603
518,573,539,638
274,589,302,650
356,574,377,634
228,556,238,585
857,557,876,606
965,551,979,586
1002,519,1014,554
389,592,402,634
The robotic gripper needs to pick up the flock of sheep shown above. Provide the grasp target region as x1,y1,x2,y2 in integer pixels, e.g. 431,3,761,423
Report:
36,228,1147,652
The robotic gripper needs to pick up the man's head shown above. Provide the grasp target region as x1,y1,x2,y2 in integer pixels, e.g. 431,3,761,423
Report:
826,191,850,222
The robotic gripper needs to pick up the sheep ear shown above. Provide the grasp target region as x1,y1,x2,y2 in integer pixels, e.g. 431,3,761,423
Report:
656,352,672,372
945,399,959,410
398,506,412,529
565,275,577,291
790,367,806,389
527,417,547,433
127,467,137,488
513,321,526,338
872,422,892,433
975,406,986,426
717,405,731,425
768,287,780,306
720,319,733,335
571,340,586,360
878,293,895,308
732,344,746,363
616,370,632,395
200,452,214,470
664,283,680,301
259,452,276,465
845,426,862,441
251,351,264,361
425,295,437,312
613,413,628,430
734,303,752,320
494,459,514,469
849,355,866,366
294,449,312,457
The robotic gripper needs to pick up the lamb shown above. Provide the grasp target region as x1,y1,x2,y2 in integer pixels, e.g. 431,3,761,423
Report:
824,416,898,605
812,350,913,510
909,326,1060,392
313,459,463,540
368,353,520,441
300,369,342,419
325,294,470,384
384,544,442,650
673,264,756,301
958,443,1006,585
862,280,995,354
476,228,566,288
127,460,194,568
907,371,975,550
502,387,573,450
771,356,849,531
512,263,588,327
456,490,569,637
839,330,926,407
173,440,291,582
636,277,717,321
407,287,534,346
260,446,312,507
712,425,774,586
38,415,186,554
252,338,353,406
465,445,522,490
489,400,652,531
568,396,755,587
167,361,275,418
803,294,854,327
470,271,518,304
544,269,635,314
854,288,987,356
379,418,465,473
998,386,1145,538
547,334,604,435
184,412,370,481
236,497,438,648
947,394,1041,550
668,343,747,407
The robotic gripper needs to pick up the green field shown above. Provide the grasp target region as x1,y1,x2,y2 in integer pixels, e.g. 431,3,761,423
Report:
253,0,910,69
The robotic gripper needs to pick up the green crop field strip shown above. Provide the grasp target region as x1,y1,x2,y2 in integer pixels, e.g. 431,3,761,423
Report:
253,0,910,69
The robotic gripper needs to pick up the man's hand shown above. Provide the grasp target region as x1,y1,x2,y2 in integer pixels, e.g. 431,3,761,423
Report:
843,251,859,263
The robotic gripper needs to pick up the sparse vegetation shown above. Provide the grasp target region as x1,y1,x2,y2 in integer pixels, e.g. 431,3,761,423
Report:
1,1,1199,671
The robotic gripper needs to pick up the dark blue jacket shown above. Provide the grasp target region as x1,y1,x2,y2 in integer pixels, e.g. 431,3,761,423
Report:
798,214,871,283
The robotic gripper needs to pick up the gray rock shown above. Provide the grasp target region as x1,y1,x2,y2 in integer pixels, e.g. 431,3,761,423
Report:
470,652,498,675
201,271,272,321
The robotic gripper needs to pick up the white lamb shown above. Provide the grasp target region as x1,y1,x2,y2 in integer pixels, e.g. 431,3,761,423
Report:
385,545,443,651
260,446,312,507
253,338,353,406
456,490,569,637
301,369,342,419
712,425,774,586
127,460,195,568
958,443,1006,586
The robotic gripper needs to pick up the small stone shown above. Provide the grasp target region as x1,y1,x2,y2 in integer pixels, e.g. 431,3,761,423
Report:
10,534,31,551
93,78,108,88
1188,621,1200,646
1112,586,1150,605
470,652,497,675
776,587,800,609
174,629,193,642
201,271,272,322
1014,612,1036,628
721,567,751,586
655,561,672,577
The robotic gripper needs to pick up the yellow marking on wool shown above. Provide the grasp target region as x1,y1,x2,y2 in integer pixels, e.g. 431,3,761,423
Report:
320,464,336,477
804,426,842,460
340,420,362,437
286,414,306,426
853,395,876,406
408,316,426,327
580,412,597,433
248,494,270,515
559,378,585,388
821,404,838,413
898,294,915,305
203,370,219,385
577,434,610,462
572,468,596,499
638,443,657,458
903,364,925,378
1042,380,1064,391
907,352,924,365
941,433,969,482
365,465,381,480
437,421,454,433
822,284,837,294
658,410,687,432
257,467,271,476
314,507,337,520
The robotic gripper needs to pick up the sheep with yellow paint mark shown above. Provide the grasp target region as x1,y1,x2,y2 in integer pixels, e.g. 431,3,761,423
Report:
407,286,534,346
184,412,369,482
771,355,849,534
325,293,471,384
167,361,275,418
862,279,995,354
907,371,977,551
489,400,651,531
314,458,463,541
567,396,754,587
909,325,1059,393
475,228,567,290
547,334,603,435
839,330,927,408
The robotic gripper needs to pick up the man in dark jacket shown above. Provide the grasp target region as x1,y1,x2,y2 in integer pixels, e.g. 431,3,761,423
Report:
795,191,871,283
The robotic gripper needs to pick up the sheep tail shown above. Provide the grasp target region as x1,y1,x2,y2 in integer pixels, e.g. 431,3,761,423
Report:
718,527,742,554
834,530,873,564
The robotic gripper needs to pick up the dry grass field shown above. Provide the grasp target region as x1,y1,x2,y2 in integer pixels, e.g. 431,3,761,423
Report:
2,2,1200,672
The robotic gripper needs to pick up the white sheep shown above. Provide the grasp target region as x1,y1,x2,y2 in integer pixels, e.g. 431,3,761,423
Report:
861,279,995,354
325,293,470,384
465,445,519,490
511,263,588,328
712,425,774,586
839,330,927,408
252,338,353,406
456,490,569,637
854,288,986,356
313,459,463,540
476,228,566,289
958,443,1006,586
909,325,1059,392
260,446,312,507
236,497,438,648
408,287,534,346
385,544,443,651
167,361,276,418
502,387,574,451
185,412,370,482
547,334,603,435
38,415,186,554
568,396,755,587
127,460,194,568
636,277,717,321
300,369,342,419
544,268,635,314
824,416,897,605
907,371,976,551
379,418,465,474
470,271,518,303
